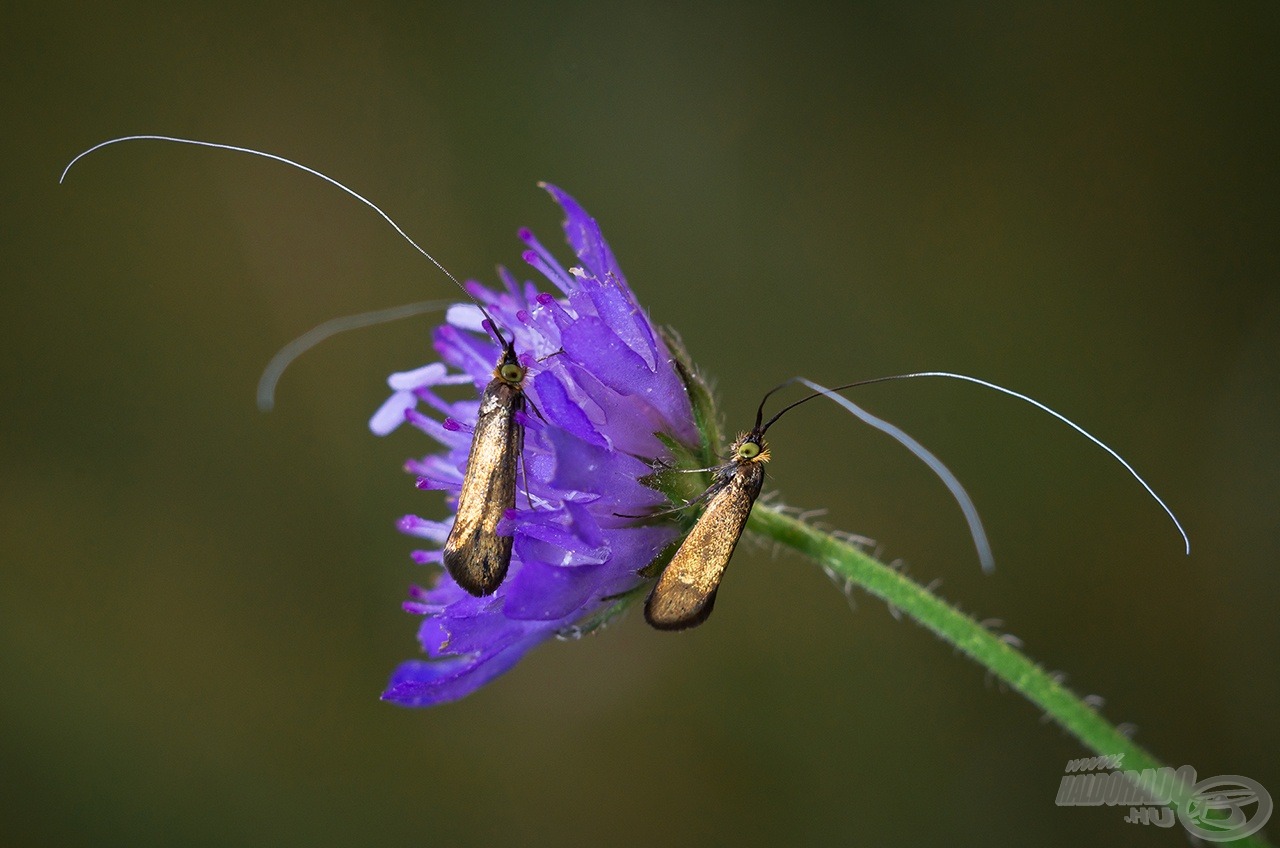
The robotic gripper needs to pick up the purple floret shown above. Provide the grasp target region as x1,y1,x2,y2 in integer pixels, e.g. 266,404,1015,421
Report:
370,185,698,707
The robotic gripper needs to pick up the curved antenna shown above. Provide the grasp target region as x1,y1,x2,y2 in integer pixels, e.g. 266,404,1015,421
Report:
788,378,995,572
257,299,453,412
60,134,507,343
754,378,797,430
762,372,1190,556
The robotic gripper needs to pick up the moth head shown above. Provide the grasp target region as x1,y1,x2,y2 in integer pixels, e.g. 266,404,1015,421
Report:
732,432,770,465
496,350,527,386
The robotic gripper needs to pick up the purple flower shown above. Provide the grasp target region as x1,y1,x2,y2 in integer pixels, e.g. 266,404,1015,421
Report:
370,185,702,706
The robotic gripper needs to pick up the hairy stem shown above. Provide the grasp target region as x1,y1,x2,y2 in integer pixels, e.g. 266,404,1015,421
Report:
747,504,1271,847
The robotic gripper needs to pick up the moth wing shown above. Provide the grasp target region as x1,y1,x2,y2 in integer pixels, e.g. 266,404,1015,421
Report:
443,381,522,595
645,464,763,630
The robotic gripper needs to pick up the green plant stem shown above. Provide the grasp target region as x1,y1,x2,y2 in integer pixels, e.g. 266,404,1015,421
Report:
747,504,1271,848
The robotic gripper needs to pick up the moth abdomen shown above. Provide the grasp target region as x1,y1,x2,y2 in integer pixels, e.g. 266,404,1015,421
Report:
443,532,514,596
645,584,719,631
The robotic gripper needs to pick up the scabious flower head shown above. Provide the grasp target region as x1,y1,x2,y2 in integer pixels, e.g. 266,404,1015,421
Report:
370,185,708,706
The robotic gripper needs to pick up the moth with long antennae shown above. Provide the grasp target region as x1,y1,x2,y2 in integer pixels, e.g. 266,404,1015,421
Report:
645,372,1189,630
260,298,533,596
62,135,538,597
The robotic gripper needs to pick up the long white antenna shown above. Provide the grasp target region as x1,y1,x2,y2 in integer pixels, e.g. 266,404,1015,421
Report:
792,378,996,572
60,135,471,294
854,372,1191,555
60,135,518,409
774,372,1190,558
256,299,453,411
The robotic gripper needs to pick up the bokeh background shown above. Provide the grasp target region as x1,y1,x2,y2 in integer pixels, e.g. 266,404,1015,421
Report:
4,3,1277,846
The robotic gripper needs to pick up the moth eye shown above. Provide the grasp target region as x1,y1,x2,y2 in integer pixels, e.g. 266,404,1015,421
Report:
500,363,525,383
737,441,761,460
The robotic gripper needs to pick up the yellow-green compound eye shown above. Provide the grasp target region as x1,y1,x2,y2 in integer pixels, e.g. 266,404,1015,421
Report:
499,363,525,383
737,441,762,460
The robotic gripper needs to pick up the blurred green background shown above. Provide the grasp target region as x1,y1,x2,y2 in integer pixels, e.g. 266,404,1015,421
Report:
4,3,1277,846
